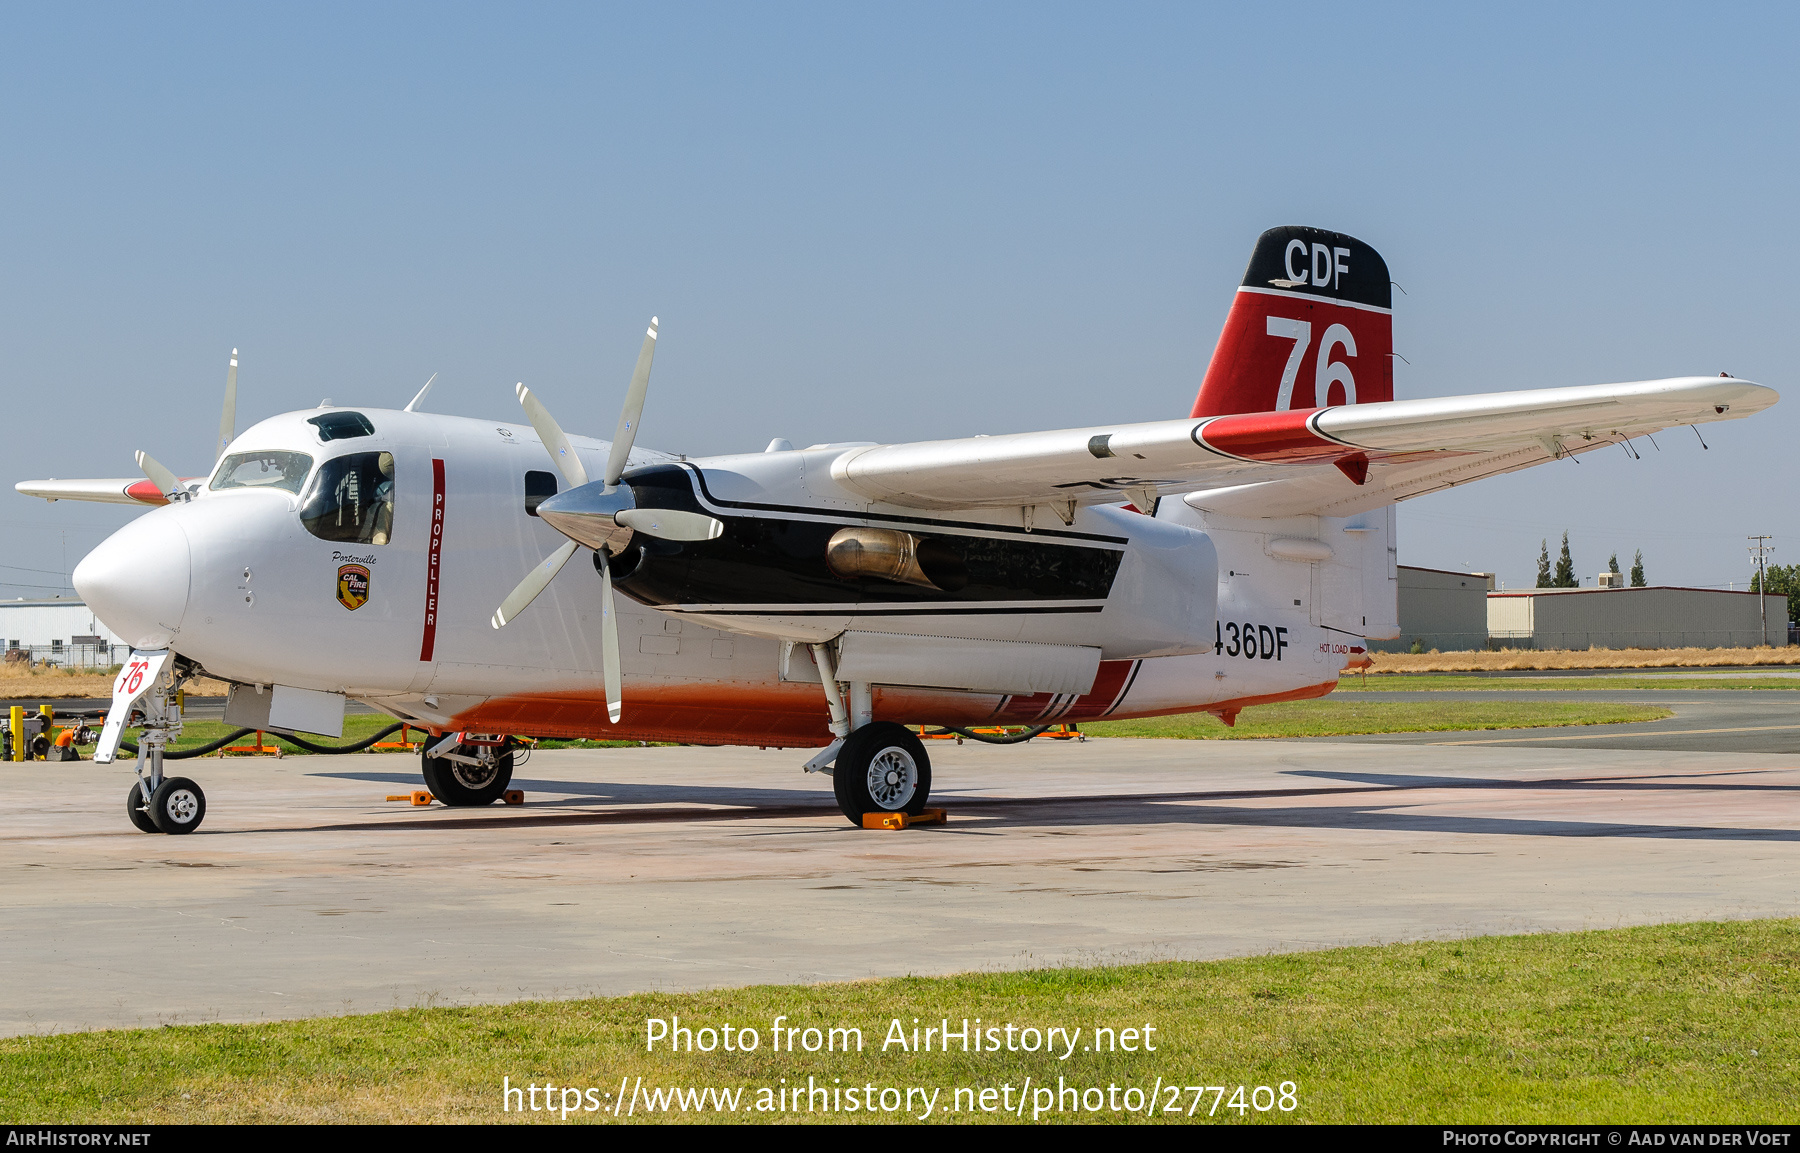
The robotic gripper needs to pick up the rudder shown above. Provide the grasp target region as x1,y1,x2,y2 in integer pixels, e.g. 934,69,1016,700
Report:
1191,227,1393,418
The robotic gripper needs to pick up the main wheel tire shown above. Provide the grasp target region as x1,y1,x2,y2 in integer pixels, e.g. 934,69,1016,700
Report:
832,722,931,825
149,777,206,835
420,745,514,806
125,782,160,834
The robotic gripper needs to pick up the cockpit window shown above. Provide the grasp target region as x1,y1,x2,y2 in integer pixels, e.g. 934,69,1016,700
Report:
209,450,314,495
525,470,558,516
299,451,395,544
307,411,376,442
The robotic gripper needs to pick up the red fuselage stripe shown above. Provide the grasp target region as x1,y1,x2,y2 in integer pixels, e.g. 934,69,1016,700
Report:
420,458,445,662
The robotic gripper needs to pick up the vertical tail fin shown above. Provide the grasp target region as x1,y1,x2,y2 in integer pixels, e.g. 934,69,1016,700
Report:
1190,227,1393,418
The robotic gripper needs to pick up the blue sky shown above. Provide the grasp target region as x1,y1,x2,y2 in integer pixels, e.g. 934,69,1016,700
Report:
3,3,1795,594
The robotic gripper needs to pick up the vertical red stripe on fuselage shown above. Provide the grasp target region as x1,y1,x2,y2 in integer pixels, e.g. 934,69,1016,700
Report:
420,458,445,662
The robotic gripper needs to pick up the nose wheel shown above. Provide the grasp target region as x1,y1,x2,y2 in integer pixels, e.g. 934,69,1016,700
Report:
125,777,207,834
831,722,932,826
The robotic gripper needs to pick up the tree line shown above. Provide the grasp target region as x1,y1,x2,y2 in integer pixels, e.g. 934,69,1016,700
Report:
1532,536,1799,605
1535,533,1644,588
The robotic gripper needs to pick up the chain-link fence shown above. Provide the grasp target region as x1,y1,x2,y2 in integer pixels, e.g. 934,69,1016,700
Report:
2,643,127,670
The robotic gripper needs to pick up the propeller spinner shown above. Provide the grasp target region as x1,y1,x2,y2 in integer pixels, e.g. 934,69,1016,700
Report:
490,317,723,724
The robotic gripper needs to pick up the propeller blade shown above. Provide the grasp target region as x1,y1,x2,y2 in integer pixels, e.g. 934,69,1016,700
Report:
516,383,590,489
404,372,437,413
135,451,183,501
604,317,658,487
216,348,238,463
599,550,622,723
490,539,580,629
615,507,723,541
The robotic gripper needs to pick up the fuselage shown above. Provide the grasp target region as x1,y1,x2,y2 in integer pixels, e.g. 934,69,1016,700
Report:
73,405,1371,745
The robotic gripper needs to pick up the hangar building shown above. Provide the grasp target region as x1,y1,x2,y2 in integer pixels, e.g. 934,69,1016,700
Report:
0,598,125,667
1372,566,1495,653
1487,586,1788,651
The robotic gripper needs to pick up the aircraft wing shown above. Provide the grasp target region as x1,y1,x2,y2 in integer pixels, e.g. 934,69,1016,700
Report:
14,478,177,505
829,376,1776,513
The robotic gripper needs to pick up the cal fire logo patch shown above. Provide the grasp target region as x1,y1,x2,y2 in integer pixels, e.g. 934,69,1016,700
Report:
336,564,371,611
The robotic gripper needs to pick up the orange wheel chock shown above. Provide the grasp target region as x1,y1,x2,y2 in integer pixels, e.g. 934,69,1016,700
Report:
861,807,947,830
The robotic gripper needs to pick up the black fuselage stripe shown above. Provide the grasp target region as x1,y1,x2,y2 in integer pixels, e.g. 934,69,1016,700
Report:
1103,659,1144,716
682,464,1130,546
667,605,1108,617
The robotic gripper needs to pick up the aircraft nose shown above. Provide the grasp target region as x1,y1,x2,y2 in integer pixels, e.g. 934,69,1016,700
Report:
73,509,192,650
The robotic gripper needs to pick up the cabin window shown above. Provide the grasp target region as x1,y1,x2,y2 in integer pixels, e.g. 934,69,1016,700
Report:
525,470,558,517
307,411,376,442
209,450,314,495
299,451,396,544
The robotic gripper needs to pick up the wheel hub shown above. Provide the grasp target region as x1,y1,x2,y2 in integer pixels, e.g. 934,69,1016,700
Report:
865,747,917,809
450,760,498,789
165,789,200,823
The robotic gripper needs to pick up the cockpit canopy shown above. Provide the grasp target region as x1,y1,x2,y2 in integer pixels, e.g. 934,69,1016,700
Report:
210,450,314,495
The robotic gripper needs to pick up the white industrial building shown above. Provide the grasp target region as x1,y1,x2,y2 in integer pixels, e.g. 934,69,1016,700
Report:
1487,586,1788,651
0,599,126,667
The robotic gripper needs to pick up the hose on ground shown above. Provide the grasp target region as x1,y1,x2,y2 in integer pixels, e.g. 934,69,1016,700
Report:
921,724,1054,745
118,728,252,759
119,722,407,759
266,723,406,755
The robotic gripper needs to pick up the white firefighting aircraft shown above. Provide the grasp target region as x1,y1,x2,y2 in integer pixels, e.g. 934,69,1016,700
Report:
18,227,1778,835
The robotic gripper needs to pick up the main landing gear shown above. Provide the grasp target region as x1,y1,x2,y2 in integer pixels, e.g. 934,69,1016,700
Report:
803,643,933,826
420,735,515,806
832,722,931,823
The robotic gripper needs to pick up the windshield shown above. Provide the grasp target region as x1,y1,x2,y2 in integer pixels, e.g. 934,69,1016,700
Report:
299,451,395,545
209,450,314,495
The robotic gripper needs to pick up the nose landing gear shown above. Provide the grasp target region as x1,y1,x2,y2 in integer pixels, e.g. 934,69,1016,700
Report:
98,649,211,834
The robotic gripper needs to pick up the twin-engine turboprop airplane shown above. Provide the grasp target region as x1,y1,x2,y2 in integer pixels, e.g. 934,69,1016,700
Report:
19,227,1778,835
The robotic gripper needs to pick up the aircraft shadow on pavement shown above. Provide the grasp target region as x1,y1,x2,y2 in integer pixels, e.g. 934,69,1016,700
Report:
1279,767,1800,795
310,768,827,810
298,768,1800,842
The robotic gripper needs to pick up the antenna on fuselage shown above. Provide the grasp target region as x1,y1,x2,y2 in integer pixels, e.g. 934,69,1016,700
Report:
404,372,438,413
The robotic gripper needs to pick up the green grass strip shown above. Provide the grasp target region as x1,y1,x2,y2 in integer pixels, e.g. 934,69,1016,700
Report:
0,920,1792,1123
118,701,1668,753
1338,674,1800,692
113,715,660,756
1082,701,1669,740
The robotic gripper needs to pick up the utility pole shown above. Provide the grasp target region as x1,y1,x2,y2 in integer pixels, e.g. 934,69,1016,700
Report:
1749,535,1775,646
